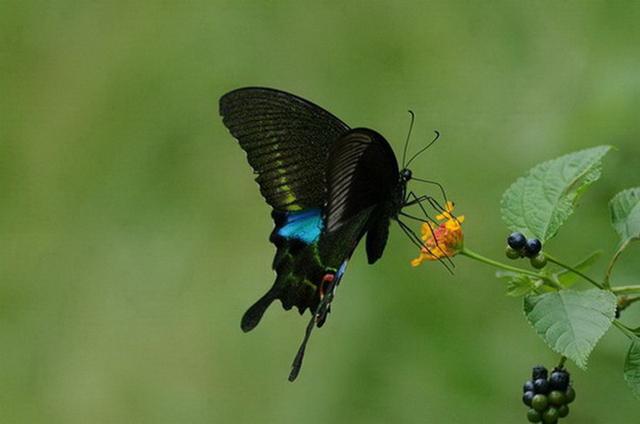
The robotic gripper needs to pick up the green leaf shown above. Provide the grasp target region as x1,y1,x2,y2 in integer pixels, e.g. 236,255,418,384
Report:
497,272,537,297
609,187,640,246
501,146,612,242
496,271,543,297
507,278,535,297
523,289,617,369
624,341,640,398
556,251,602,287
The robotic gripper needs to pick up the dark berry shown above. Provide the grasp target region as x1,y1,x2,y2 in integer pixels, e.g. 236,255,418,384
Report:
530,253,548,269
549,370,570,391
523,380,535,393
558,404,569,418
523,391,535,406
533,378,550,394
508,232,527,249
532,365,548,380
542,407,559,424
531,394,548,412
548,390,566,406
506,245,521,259
527,409,542,423
524,238,542,257
565,386,576,403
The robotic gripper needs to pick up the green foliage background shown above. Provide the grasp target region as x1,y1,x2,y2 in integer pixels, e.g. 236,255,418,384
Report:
1,1,639,422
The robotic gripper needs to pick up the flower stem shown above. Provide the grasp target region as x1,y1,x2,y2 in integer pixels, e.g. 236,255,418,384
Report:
544,254,604,290
460,248,562,289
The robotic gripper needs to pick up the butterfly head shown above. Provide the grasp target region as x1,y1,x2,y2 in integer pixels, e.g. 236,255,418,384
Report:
399,168,412,183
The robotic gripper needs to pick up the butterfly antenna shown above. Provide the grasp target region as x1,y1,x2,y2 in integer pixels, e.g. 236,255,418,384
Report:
405,130,440,168
401,110,416,169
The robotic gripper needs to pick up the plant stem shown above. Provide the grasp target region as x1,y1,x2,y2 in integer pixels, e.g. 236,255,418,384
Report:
557,356,567,369
604,240,630,288
613,320,639,341
460,248,562,289
612,285,640,295
545,253,604,290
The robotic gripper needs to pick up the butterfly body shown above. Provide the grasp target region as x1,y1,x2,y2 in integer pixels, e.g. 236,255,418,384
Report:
219,87,418,379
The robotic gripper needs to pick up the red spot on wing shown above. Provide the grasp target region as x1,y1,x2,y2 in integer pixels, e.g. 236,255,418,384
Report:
319,273,335,300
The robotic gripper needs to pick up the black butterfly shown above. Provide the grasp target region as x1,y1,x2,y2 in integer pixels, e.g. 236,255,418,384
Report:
219,87,446,380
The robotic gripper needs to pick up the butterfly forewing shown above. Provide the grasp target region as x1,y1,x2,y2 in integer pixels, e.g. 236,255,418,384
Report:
219,87,350,211
325,128,399,232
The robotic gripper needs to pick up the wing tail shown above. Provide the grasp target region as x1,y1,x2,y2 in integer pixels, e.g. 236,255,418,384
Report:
241,288,278,332
288,261,348,381
288,310,317,381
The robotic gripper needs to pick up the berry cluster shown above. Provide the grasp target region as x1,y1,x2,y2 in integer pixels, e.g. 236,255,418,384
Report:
522,365,575,423
506,232,547,269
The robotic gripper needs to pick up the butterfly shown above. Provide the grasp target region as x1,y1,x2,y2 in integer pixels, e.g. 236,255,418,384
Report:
219,87,446,381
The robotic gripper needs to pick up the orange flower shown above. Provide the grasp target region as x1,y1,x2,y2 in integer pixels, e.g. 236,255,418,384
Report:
411,201,464,267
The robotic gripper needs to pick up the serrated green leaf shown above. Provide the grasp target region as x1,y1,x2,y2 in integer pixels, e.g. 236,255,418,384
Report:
624,341,640,398
556,251,602,287
609,187,640,246
501,146,612,242
523,289,616,369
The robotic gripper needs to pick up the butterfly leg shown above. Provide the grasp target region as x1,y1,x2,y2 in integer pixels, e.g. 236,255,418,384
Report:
409,177,449,206
397,218,454,272
399,210,438,225
400,194,456,269
401,190,437,221
403,191,438,221
403,193,456,270
405,191,460,224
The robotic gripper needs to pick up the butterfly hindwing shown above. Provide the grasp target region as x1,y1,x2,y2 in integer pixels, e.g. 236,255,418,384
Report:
241,209,326,332
219,87,350,211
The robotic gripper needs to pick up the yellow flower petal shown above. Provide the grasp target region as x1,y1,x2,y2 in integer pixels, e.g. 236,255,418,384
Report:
411,202,464,266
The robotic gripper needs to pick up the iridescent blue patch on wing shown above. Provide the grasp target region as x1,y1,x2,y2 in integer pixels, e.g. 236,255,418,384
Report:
277,208,324,243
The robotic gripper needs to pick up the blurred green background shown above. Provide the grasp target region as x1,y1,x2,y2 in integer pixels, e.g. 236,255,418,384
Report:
1,1,639,423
